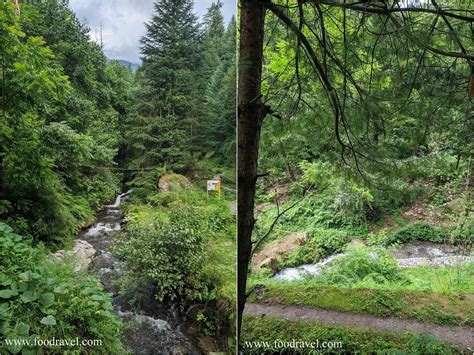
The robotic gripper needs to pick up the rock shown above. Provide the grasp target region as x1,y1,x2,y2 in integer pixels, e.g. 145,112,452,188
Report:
252,231,308,270
445,198,464,213
158,173,192,192
171,345,188,355
51,239,96,272
253,284,269,300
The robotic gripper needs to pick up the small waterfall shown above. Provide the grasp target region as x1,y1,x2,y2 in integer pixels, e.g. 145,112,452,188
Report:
105,189,134,208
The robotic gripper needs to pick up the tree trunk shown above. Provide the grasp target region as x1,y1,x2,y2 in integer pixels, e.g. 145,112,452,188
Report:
237,0,267,342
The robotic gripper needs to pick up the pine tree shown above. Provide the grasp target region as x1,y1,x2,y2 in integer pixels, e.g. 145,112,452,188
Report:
200,15,236,162
200,0,226,83
126,0,201,173
140,0,201,119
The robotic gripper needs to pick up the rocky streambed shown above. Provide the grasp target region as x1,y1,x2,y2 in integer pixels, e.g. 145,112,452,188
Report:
63,191,203,354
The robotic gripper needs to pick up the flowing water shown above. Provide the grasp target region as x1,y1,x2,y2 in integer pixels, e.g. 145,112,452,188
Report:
274,243,473,282
273,254,344,281
81,191,202,355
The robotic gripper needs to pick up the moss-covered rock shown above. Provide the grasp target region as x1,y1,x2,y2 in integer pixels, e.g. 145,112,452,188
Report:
158,173,192,192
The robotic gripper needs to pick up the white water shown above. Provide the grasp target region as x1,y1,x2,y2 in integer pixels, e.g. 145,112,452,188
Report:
274,254,343,281
274,243,473,282
105,189,133,208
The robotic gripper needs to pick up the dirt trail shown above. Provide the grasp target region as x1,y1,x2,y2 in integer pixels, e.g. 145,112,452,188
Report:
245,303,474,349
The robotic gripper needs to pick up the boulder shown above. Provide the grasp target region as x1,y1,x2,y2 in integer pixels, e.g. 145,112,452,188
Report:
252,231,308,270
51,239,96,272
158,173,192,192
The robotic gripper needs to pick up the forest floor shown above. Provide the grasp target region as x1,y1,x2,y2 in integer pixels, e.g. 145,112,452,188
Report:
244,303,474,349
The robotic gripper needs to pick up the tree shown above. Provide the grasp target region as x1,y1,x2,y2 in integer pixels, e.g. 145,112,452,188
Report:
237,0,268,338
145,0,200,141
200,16,237,162
0,0,130,245
237,0,473,340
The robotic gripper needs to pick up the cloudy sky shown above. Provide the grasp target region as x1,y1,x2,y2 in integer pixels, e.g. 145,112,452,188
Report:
69,0,236,63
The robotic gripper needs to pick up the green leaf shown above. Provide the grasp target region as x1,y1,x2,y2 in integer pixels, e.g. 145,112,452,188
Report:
0,289,19,299
39,292,54,306
0,273,13,286
14,321,29,336
40,315,56,326
0,302,10,319
20,290,39,303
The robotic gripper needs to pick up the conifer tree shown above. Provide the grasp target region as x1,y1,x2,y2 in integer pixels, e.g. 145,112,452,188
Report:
127,0,201,173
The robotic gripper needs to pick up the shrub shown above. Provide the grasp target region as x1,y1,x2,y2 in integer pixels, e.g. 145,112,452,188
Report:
386,223,446,245
320,247,408,287
0,223,124,354
114,205,207,303
285,228,350,266
115,190,235,337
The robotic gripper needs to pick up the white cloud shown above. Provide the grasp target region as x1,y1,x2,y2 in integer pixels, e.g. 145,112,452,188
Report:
69,0,236,63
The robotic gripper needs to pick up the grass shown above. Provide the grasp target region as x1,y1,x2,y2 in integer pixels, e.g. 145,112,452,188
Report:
246,284,474,326
403,263,474,294
241,316,462,354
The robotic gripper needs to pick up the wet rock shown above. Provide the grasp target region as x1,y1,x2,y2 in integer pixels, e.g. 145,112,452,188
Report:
159,174,192,192
273,254,344,281
397,255,474,268
51,239,96,272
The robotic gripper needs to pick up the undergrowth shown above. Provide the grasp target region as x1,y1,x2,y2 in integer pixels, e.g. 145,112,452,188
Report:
0,223,125,354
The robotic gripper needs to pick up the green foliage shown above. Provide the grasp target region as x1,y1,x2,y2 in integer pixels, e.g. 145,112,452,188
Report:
242,316,460,354
386,223,446,245
285,228,350,266
124,1,236,182
0,1,124,245
319,247,408,287
115,205,207,302
246,284,473,327
114,190,235,336
0,223,125,354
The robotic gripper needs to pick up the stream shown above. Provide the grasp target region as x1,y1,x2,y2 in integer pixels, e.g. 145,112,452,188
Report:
81,191,202,355
274,243,473,282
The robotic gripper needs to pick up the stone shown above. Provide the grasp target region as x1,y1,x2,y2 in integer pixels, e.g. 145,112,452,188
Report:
51,239,96,272
171,345,188,355
158,173,192,192
252,231,309,270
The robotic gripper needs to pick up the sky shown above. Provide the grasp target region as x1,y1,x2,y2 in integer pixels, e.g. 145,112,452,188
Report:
69,0,236,63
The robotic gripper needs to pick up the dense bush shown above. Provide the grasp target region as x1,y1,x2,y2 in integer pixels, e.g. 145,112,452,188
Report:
0,223,125,354
0,3,124,246
319,247,408,287
115,205,207,302
386,223,446,245
114,190,235,336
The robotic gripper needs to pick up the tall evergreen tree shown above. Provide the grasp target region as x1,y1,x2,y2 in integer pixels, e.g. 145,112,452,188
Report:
127,0,201,174
201,16,236,162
